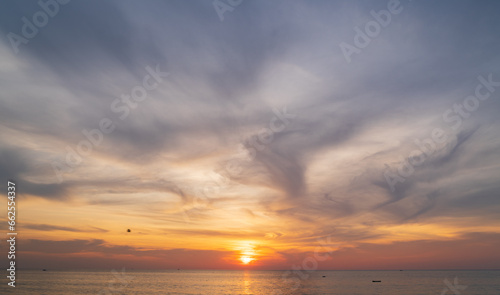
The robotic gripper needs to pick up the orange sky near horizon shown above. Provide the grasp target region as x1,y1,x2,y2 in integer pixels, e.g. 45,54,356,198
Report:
1,186,499,270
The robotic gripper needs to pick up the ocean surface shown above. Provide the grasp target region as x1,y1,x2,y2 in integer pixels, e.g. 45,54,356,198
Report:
1,270,499,294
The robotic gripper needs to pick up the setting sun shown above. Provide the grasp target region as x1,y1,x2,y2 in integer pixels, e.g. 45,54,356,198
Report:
240,256,254,264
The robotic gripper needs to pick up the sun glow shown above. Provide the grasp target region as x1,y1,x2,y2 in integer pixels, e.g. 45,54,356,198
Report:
235,241,259,265
240,256,254,264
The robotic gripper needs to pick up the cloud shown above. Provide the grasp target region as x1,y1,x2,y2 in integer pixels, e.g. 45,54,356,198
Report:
21,223,108,233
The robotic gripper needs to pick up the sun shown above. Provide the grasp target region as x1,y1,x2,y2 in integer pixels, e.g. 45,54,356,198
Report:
240,256,254,264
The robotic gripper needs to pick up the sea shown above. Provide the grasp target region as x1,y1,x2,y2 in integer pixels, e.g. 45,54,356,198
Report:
1,270,499,294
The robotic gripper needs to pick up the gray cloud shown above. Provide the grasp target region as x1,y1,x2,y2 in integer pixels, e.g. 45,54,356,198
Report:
21,223,108,233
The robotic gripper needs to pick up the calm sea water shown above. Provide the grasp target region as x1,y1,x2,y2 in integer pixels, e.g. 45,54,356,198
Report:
1,270,499,294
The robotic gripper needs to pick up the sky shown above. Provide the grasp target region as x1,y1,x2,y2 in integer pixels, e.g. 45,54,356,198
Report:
0,0,500,270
